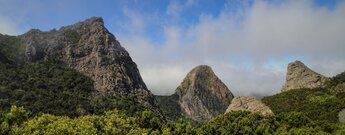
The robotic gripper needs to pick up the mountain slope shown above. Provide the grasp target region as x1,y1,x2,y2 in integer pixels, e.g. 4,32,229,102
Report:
155,94,182,121
262,70,345,123
157,65,234,122
0,17,161,116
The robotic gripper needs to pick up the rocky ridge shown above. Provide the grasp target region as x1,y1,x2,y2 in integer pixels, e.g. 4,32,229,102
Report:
226,96,273,115
281,61,329,92
175,65,234,122
16,17,159,112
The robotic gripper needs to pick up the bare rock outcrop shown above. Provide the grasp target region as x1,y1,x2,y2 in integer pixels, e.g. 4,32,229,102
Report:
334,83,345,93
19,17,158,111
226,96,273,115
281,61,329,92
175,65,234,122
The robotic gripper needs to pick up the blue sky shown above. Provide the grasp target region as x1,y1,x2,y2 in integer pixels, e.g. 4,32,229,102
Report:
1,0,344,96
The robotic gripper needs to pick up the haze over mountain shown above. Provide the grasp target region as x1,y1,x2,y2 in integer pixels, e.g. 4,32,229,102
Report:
1,0,345,97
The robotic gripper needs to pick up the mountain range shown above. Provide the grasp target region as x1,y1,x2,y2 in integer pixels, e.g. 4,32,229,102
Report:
0,17,345,134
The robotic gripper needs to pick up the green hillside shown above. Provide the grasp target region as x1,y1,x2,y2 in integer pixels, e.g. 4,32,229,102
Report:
262,72,345,124
0,61,146,117
0,34,25,64
156,94,182,121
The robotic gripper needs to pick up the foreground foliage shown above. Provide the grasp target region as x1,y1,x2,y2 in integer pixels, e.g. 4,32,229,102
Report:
1,106,344,135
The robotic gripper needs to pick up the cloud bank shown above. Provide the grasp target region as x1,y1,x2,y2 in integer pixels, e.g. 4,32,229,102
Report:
121,1,345,96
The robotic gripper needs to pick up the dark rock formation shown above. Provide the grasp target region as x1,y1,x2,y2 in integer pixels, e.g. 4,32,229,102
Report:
175,65,234,122
15,17,159,112
225,96,273,115
281,61,329,92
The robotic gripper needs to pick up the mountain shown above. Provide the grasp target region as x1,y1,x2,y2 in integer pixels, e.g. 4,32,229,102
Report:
225,96,273,115
174,65,234,122
281,60,329,92
0,17,160,116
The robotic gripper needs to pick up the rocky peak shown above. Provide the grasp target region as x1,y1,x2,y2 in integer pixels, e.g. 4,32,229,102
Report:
281,60,329,92
226,96,273,115
176,65,234,122
18,17,158,112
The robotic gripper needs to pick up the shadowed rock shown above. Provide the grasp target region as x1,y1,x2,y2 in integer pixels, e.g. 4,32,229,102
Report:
175,65,234,122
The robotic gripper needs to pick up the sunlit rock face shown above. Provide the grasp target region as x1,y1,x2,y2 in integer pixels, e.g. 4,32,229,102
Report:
281,60,329,92
21,17,160,113
226,96,273,115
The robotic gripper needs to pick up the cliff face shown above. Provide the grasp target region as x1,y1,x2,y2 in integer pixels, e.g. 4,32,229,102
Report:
175,65,234,122
226,96,273,115
17,17,158,110
281,61,329,92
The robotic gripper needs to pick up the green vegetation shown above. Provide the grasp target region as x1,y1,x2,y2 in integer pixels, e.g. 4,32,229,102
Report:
0,106,30,134
2,106,344,135
156,94,182,121
0,61,94,116
0,61,146,117
0,34,25,64
199,111,345,134
63,29,80,43
327,71,345,91
262,71,345,124
262,88,345,123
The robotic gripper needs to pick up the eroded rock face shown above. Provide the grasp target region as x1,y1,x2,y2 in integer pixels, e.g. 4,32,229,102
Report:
226,96,273,115
281,61,329,92
19,17,158,111
176,65,234,122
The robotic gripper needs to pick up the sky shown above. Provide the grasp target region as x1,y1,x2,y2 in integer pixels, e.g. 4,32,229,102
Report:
1,0,345,97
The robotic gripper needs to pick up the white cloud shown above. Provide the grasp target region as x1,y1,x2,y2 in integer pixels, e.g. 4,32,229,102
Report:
121,1,345,97
0,15,21,35
166,0,197,18
120,8,148,34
